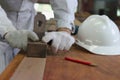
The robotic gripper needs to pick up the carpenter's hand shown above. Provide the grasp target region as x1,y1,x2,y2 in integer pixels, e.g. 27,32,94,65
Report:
5,30,39,50
42,31,75,51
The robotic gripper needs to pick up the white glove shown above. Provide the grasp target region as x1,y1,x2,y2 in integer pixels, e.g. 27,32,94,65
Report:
42,31,75,51
5,30,39,49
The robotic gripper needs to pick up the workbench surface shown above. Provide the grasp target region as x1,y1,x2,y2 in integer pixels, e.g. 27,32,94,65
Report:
1,45,120,80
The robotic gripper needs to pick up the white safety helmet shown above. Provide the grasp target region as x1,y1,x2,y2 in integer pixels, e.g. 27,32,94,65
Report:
76,15,120,55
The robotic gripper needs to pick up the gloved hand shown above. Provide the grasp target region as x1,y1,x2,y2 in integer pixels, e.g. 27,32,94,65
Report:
42,31,75,51
4,30,39,50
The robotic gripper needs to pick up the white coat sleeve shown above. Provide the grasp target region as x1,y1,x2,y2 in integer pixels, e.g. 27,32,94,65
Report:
50,0,78,31
0,5,16,38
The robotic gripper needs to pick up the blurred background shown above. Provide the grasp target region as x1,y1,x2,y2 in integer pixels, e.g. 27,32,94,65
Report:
34,0,120,29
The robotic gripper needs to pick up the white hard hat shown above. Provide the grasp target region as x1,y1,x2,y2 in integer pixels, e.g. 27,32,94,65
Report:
76,15,120,55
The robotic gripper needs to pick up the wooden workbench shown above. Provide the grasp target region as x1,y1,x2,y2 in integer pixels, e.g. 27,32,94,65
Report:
1,45,120,80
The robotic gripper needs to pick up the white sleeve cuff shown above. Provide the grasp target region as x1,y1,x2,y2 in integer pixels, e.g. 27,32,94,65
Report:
57,20,72,30
57,20,75,33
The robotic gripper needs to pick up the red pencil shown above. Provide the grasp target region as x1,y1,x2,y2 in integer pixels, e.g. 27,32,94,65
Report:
65,57,97,66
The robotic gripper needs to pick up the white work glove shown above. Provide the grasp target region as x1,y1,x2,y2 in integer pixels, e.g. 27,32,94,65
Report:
0,6,39,49
42,31,75,51
5,30,39,50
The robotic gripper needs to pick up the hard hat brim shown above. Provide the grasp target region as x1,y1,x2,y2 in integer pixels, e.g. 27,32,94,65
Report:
76,39,120,55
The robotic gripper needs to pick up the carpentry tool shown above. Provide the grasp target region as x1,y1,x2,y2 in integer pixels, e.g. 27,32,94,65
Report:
34,12,46,41
26,12,47,58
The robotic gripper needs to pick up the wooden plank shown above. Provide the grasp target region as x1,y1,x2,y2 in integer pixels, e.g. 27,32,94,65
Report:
0,52,25,80
10,57,46,80
2,45,120,80
43,45,120,80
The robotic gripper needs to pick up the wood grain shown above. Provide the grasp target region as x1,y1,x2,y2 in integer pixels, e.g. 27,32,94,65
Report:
43,45,120,80
0,51,25,80
1,45,120,80
10,57,46,80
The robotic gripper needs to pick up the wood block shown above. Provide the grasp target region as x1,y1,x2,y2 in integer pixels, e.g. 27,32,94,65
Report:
10,57,46,80
26,42,47,58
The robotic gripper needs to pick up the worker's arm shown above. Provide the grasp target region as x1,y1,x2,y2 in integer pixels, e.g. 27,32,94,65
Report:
42,0,78,51
0,5,16,37
0,6,39,49
50,0,78,32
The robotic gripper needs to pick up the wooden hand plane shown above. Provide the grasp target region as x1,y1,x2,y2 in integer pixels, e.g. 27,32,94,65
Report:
26,12,47,58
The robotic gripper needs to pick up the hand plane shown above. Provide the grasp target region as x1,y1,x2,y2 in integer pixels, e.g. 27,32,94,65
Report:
26,12,47,58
